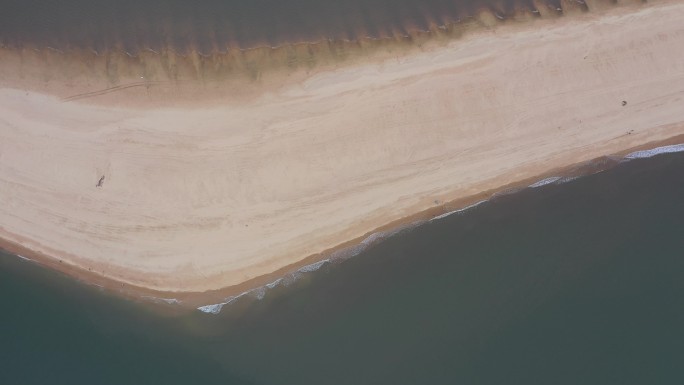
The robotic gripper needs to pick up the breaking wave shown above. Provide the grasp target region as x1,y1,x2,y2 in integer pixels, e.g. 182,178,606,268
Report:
430,200,487,222
529,176,562,188
16,254,32,262
197,223,423,314
142,296,180,305
624,144,684,160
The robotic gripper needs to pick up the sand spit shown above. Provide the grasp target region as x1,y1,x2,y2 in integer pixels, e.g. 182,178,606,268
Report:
1,1,684,307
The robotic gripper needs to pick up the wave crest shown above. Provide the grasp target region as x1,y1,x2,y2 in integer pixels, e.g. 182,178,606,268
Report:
625,144,684,160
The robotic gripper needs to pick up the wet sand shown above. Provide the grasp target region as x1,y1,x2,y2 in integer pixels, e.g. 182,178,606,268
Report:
1,0,684,307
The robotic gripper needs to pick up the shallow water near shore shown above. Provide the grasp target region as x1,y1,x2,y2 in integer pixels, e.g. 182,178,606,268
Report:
1,0,569,52
2,150,684,384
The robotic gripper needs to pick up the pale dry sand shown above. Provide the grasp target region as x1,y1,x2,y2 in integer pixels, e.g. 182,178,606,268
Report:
1,1,684,300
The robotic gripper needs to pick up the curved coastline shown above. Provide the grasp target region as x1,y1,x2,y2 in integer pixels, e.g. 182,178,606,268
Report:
1,0,684,311
3,137,684,312
194,139,684,314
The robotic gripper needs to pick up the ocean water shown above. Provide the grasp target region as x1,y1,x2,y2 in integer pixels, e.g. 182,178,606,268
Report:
1,149,683,384
0,0,569,52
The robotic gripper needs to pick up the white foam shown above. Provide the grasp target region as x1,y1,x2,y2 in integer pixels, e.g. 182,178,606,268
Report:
198,282,280,314
430,200,486,222
625,144,684,160
529,176,562,188
252,286,267,300
528,175,580,189
16,254,32,262
361,232,385,246
197,302,228,314
328,244,364,261
197,290,250,314
165,298,180,304
142,296,180,305
280,273,299,287
265,278,283,289
557,176,579,184
195,229,402,314
160,298,180,305
298,259,329,273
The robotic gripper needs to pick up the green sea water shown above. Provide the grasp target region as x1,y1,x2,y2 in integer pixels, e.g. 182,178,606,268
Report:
1,150,683,385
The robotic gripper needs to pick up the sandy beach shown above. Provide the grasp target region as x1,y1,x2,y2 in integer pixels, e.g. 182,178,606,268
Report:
1,0,684,305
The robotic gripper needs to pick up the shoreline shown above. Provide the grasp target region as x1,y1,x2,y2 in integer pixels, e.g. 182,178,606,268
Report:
2,0,684,311
195,136,684,313
3,135,684,311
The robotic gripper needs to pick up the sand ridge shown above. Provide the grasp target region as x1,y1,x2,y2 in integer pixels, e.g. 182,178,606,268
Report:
1,1,684,303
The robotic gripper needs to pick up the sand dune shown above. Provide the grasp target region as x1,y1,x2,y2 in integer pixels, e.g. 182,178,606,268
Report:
1,1,684,300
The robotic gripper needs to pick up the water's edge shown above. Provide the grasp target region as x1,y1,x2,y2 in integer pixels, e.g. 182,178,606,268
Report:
2,140,684,313
195,142,684,314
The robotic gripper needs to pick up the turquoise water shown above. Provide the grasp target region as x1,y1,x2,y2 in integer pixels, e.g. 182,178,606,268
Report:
1,150,683,384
